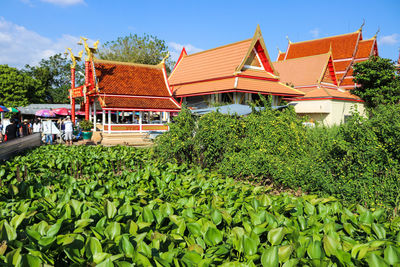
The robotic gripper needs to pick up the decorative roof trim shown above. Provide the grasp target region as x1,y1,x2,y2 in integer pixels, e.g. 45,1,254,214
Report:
94,59,162,69
235,25,278,76
288,31,360,45
174,89,304,98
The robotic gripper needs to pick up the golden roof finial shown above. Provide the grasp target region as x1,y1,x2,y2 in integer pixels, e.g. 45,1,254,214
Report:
286,35,292,44
64,48,82,69
373,27,380,39
329,43,333,53
357,19,365,32
160,52,170,65
277,46,282,54
78,37,99,61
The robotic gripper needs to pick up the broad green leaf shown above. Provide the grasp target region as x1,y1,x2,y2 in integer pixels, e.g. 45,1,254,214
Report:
323,235,339,257
359,211,373,224
38,236,56,248
278,244,293,263
366,253,389,267
282,258,299,267
105,200,117,219
211,209,222,225
47,220,63,237
21,254,42,267
372,223,386,239
268,227,285,246
307,240,323,259
384,245,400,265
104,222,121,240
243,235,258,256
142,206,154,223
181,251,202,266
10,212,26,229
261,246,278,267
187,222,202,237
204,227,223,246
6,248,21,266
97,258,114,267
119,235,134,258
86,237,103,259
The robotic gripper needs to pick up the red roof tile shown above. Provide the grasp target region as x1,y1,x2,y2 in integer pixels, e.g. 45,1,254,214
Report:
334,60,352,71
95,59,171,97
355,39,375,58
285,32,360,60
293,87,361,101
277,52,286,61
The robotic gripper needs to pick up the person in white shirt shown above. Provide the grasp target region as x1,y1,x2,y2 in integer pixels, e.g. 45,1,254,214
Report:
32,119,42,133
64,116,74,145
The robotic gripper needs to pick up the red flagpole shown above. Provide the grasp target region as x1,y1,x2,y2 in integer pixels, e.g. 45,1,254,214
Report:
85,60,90,121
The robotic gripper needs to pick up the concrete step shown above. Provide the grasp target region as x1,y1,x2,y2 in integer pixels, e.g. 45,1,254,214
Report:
100,132,153,147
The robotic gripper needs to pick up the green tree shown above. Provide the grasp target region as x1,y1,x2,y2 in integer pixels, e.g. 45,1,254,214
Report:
0,65,43,107
24,53,84,104
352,56,400,109
98,33,175,73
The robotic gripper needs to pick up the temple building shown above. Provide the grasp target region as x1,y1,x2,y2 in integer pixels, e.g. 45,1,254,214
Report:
276,26,379,90
69,38,180,135
168,26,304,108
273,52,364,126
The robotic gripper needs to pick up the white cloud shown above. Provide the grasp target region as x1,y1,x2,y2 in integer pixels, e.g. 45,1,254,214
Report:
168,42,203,62
378,33,399,45
309,28,320,38
40,0,85,6
0,17,90,68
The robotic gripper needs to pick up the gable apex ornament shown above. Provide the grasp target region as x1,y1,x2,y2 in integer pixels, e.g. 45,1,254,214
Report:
286,35,292,44
357,19,365,33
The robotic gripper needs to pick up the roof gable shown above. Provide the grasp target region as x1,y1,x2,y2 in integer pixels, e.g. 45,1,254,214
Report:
169,25,277,86
273,53,335,87
285,31,361,60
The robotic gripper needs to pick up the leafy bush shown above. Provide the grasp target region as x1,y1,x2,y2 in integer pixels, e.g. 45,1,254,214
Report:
79,119,93,131
156,102,400,211
1,145,400,266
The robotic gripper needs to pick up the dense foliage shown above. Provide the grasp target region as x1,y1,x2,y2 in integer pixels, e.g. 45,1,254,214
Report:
0,65,44,107
353,56,400,109
156,104,400,212
98,33,175,73
1,145,400,266
24,53,85,104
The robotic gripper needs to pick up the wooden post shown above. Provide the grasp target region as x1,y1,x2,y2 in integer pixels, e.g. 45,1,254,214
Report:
108,110,111,134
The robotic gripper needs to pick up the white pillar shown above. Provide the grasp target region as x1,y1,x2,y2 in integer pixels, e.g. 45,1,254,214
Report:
93,102,97,132
122,111,125,122
116,111,119,123
167,112,170,123
139,111,143,133
102,110,105,126
89,104,92,122
108,110,111,134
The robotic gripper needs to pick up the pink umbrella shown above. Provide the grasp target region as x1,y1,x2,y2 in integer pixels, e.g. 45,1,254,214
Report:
53,108,71,116
35,109,56,117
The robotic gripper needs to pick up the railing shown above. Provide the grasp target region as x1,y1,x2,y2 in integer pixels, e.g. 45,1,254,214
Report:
103,124,169,132
0,133,41,161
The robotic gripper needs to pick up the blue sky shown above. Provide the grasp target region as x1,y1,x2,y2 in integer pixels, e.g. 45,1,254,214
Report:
1,0,399,68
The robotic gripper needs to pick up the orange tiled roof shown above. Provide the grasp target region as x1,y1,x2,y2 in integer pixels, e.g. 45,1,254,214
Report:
334,60,352,72
277,52,286,61
172,77,304,97
169,39,253,85
285,32,360,60
293,87,361,101
239,68,276,79
273,53,335,86
355,39,375,58
94,59,180,110
340,77,355,86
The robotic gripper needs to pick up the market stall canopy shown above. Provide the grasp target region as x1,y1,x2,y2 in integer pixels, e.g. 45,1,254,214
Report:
18,104,81,115
53,108,71,116
35,109,56,118
7,107,19,113
0,106,9,112
191,103,296,116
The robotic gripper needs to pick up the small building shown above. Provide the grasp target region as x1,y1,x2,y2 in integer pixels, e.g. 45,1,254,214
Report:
168,26,304,108
93,59,181,133
273,53,365,126
277,27,378,90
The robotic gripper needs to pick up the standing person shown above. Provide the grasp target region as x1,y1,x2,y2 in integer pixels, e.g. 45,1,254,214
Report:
22,119,29,137
28,120,33,134
64,116,74,145
32,119,42,133
0,120,3,142
42,120,53,145
5,120,18,141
